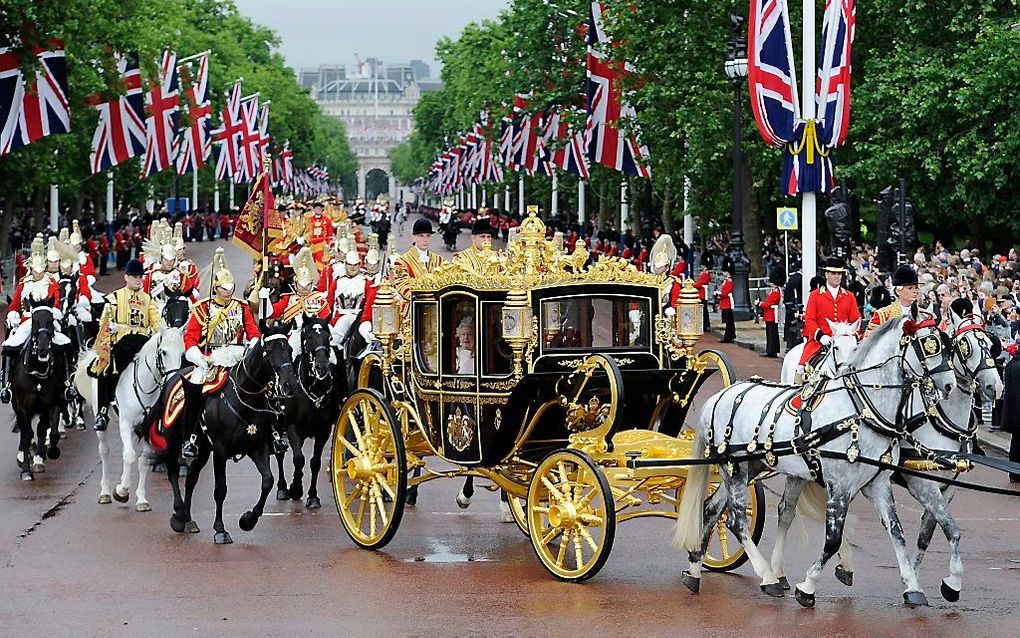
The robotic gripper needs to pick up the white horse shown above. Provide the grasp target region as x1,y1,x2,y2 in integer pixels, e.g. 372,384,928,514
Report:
75,327,185,510
773,310,1003,602
780,319,860,384
674,311,957,607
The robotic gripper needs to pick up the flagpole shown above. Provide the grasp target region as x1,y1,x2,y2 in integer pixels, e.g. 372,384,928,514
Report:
578,179,586,225
214,181,220,213
106,173,115,224
801,0,817,302
192,169,198,213
504,183,510,213
518,174,525,216
551,172,559,219
49,184,59,232
178,50,212,65
229,181,235,211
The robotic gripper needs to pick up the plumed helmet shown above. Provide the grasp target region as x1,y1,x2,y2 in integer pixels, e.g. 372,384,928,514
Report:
29,234,46,272
345,249,361,267
891,265,919,287
293,247,317,288
56,238,77,270
124,258,145,277
173,222,185,250
46,236,60,263
649,234,677,269
69,220,83,247
212,247,234,289
58,227,69,243
160,243,177,262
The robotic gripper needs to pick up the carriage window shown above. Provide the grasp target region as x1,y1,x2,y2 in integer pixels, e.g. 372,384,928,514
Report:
542,296,650,350
414,303,438,374
443,297,477,376
483,303,513,376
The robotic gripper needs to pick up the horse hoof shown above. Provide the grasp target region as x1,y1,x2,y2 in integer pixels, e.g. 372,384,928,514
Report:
214,531,233,545
288,484,304,500
238,511,258,531
98,494,112,505
75,417,86,430
47,446,60,460
306,496,321,509
113,488,129,503
21,469,33,481
681,570,700,594
31,462,44,473
184,520,200,534
152,463,166,474
778,576,791,591
760,582,785,598
276,488,290,501
794,587,815,608
170,515,187,533
59,430,68,439
903,591,929,607
136,501,152,512
835,565,854,587
456,490,471,509
940,580,960,603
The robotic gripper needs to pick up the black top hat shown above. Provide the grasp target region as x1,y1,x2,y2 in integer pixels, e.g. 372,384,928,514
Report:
768,266,786,287
950,297,974,318
471,217,493,236
822,257,845,273
412,218,434,235
891,265,919,287
125,258,145,277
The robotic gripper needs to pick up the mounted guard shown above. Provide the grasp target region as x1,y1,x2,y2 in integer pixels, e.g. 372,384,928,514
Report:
265,247,330,326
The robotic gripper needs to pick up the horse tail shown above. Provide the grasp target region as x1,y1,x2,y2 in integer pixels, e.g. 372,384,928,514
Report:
74,351,98,413
672,409,712,553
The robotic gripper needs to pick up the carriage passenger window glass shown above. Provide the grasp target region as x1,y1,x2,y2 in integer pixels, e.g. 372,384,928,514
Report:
483,303,513,376
542,296,650,350
414,303,438,373
444,298,477,376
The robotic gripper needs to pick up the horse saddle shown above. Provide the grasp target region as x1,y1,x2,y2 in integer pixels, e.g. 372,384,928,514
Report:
160,367,230,433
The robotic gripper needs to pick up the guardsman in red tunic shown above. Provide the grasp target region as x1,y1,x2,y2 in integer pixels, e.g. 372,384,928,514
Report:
635,246,649,272
69,221,97,284
799,257,862,367
694,267,712,331
180,248,263,459
298,201,334,269
173,224,201,302
719,269,736,343
97,231,110,276
1,235,62,403
264,247,331,325
758,267,784,358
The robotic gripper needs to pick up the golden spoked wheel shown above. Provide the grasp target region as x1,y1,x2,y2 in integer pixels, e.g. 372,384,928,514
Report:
527,449,615,581
356,353,384,392
697,349,736,387
504,491,529,536
702,480,765,572
331,389,406,550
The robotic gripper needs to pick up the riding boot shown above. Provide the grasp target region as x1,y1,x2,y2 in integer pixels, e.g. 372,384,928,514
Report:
94,376,112,431
62,348,78,401
179,381,204,462
0,355,12,404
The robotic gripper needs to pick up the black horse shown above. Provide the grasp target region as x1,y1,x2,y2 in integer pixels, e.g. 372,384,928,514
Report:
12,306,67,480
274,317,348,508
139,326,298,544
161,290,191,328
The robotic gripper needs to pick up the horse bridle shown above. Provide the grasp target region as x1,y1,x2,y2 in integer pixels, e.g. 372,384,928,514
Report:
233,334,294,402
26,307,55,375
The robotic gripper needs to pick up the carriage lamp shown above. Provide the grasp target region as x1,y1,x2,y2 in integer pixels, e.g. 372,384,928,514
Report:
502,288,533,376
674,279,703,349
372,280,399,371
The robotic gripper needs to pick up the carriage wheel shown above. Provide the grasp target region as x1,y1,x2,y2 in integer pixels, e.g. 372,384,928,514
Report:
504,491,529,536
697,349,736,387
331,389,406,550
356,353,384,392
702,480,765,572
527,449,615,581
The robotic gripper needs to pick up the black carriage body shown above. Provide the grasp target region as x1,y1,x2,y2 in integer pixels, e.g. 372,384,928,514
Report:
406,282,718,467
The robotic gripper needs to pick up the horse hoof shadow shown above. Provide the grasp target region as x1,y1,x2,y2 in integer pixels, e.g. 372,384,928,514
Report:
238,511,258,531
940,580,960,603
214,531,233,545
276,487,290,501
794,587,815,608
170,514,187,533
184,520,200,534
288,484,304,501
98,494,112,505
306,496,321,509
835,565,853,587
113,488,129,503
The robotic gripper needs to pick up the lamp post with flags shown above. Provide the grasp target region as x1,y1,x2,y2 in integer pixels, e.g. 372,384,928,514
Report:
724,15,753,322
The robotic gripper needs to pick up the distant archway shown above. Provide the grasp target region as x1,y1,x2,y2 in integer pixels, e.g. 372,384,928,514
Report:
365,168,390,201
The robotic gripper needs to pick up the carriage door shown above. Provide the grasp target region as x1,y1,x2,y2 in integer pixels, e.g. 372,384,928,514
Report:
438,292,481,464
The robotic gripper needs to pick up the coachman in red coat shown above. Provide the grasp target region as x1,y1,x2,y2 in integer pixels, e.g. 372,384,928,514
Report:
799,258,861,366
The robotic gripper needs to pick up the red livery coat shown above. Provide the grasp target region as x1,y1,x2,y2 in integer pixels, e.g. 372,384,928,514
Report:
758,287,781,323
799,286,861,365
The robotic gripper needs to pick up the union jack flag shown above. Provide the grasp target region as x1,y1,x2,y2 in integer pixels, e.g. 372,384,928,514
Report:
234,94,261,182
173,53,211,175
87,51,146,173
277,142,294,188
0,39,71,157
212,80,243,181
542,107,590,179
585,3,650,179
817,0,856,148
747,0,798,148
140,50,180,176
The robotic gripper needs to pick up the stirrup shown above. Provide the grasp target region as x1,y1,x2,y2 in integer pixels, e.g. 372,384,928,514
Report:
64,384,78,401
180,436,199,461
0,386,11,404
272,433,289,454
93,413,109,432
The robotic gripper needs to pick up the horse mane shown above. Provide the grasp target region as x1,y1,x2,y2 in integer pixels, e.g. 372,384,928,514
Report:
845,315,902,368
828,320,858,338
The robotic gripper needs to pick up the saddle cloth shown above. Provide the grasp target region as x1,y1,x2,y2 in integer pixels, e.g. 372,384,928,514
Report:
149,368,229,451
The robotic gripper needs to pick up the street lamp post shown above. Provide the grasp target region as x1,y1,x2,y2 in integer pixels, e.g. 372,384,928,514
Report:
724,15,753,321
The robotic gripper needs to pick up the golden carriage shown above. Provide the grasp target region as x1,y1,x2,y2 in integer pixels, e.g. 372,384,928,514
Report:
330,213,765,581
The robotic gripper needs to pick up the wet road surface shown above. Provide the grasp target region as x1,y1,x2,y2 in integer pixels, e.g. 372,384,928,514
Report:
1,223,1018,636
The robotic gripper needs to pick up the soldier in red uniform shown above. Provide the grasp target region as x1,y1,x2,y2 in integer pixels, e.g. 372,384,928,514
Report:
799,257,862,368
758,267,784,358
719,269,736,343
97,230,110,276
264,248,331,325
114,224,129,270
300,202,334,268
69,221,97,284
694,266,712,331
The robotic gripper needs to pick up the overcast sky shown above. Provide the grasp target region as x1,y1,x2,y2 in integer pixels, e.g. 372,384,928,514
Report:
234,0,510,78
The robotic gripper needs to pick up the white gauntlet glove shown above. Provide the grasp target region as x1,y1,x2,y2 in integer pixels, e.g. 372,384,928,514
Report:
6,311,19,329
819,334,833,347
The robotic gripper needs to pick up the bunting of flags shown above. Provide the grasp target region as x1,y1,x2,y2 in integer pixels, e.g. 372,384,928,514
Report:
87,51,146,173
173,52,211,175
0,38,71,157
140,50,180,177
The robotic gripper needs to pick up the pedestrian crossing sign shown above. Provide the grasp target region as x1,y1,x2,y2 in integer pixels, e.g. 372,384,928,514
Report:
776,207,798,231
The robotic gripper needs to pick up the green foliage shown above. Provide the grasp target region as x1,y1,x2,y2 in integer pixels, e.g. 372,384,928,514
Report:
0,0,356,219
